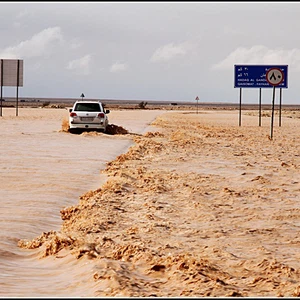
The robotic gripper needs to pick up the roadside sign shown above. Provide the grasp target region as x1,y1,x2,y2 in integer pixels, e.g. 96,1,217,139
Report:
234,65,288,88
195,96,199,114
266,68,284,86
234,64,288,136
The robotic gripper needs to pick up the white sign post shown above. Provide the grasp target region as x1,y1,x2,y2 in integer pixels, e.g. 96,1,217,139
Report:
266,68,284,139
195,96,199,114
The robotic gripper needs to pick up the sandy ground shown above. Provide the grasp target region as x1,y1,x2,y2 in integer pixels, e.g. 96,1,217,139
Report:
18,108,300,297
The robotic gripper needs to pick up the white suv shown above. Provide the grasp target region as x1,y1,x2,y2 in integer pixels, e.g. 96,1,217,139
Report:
68,100,110,133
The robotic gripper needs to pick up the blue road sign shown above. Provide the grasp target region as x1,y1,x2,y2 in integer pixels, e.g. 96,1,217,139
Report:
234,65,288,88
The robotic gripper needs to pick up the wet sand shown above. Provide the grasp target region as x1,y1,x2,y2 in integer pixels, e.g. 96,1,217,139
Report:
5,106,300,297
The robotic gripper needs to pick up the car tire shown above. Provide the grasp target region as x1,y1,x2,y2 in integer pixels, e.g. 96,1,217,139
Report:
96,128,105,133
69,128,80,134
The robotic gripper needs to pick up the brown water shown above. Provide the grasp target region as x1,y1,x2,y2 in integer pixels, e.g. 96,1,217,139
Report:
0,107,166,297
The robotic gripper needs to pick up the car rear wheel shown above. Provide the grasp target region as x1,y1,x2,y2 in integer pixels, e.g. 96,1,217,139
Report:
69,128,81,134
96,128,106,133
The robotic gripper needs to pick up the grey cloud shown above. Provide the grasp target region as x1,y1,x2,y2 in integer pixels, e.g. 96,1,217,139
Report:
109,62,128,73
66,54,92,76
211,46,300,72
0,26,63,59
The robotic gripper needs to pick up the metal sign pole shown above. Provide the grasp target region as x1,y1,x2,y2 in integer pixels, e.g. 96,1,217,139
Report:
279,88,282,127
195,96,199,114
239,88,242,126
259,88,262,126
270,86,275,140
0,59,3,117
16,59,20,117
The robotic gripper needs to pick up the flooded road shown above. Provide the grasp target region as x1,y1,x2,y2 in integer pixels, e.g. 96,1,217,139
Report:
0,107,165,297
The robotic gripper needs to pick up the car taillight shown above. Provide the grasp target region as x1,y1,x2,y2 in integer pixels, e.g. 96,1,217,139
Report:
98,113,105,118
70,112,77,117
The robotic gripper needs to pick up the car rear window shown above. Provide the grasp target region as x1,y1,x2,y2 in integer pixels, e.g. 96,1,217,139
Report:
74,103,102,112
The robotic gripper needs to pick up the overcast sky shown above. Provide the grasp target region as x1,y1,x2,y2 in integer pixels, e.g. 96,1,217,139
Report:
1,1,300,104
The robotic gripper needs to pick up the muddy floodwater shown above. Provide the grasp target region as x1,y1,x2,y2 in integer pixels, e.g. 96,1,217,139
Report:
0,107,165,297
2,106,300,297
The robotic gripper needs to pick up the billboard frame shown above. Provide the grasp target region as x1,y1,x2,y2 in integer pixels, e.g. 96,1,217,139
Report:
0,59,24,117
